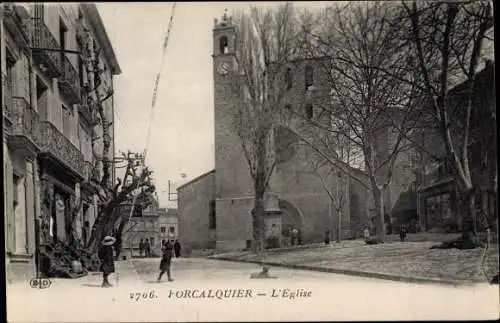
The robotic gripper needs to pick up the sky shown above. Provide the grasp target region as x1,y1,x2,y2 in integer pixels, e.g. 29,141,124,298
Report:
96,2,324,208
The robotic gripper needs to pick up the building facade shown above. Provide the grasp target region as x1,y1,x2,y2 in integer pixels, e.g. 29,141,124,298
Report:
2,3,120,280
158,207,179,244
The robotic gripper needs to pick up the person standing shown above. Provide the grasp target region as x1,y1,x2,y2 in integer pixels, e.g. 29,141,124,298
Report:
399,225,407,242
174,240,181,258
291,227,298,246
139,238,144,257
363,227,370,240
157,241,174,282
144,239,151,257
98,236,116,288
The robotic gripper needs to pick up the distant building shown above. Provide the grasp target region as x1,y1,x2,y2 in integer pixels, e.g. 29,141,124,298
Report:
2,3,120,280
121,198,179,256
176,12,418,254
177,170,216,253
158,207,179,244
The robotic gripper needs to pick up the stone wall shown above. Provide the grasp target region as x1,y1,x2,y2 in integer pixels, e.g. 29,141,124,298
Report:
177,170,215,254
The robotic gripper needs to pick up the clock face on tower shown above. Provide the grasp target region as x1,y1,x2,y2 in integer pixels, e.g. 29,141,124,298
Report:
217,62,231,76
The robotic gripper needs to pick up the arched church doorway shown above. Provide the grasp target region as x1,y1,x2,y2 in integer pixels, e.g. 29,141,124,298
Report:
279,199,303,240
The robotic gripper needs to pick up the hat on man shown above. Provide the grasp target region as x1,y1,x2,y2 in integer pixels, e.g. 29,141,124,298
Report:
102,236,116,246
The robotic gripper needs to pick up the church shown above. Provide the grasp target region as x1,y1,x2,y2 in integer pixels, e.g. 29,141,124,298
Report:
177,11,416,254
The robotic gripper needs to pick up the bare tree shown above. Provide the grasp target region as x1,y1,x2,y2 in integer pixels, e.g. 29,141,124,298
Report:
398,0,494,241
76,21,156,255
307,154,348,243
230,4,299,252
293,2,422,240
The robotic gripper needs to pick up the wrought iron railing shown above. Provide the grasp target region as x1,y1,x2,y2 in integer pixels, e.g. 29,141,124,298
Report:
10,97,40,141
59,55,81,104
29,19,62,76
3,4,30,46
36,121,86,178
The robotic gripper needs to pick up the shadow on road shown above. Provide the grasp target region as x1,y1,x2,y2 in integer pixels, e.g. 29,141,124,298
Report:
146,280,173,284
81,283,103,288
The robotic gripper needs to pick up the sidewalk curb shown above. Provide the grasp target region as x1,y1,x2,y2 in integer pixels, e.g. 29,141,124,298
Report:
211,257,478,287
209,243,330,259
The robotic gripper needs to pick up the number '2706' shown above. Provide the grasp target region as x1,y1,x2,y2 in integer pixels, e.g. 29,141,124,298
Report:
130,291,158,301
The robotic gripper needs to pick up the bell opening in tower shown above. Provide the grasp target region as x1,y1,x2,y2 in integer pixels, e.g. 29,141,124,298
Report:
219,36,229,54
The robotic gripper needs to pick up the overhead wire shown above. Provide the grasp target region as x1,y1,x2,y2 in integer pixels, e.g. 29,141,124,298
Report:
125,2,177,232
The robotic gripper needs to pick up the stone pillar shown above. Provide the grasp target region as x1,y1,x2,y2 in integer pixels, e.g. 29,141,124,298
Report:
25,160,36,254
15,175,27,254
39,178,54,245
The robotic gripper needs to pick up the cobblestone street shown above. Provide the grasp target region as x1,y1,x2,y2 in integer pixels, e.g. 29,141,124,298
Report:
212,239,499,283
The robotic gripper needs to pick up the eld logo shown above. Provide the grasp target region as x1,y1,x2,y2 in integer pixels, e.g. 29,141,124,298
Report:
29,278,52,289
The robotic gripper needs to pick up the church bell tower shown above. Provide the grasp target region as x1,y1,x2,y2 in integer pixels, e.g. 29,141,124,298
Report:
212,10,237,81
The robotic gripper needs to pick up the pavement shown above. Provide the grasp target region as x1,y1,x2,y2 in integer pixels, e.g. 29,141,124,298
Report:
210,238,500,286
6,257,500,322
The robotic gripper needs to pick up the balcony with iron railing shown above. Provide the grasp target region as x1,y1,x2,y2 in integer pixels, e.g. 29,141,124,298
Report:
36,121,86,179
3,4,30,49
59,55,81,105
7,97,41,153
29,19,62,77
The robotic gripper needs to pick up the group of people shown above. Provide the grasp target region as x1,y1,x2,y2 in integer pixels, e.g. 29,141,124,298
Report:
97,236,181,287
138,238,152,257
289,227,302,246
138,238,181,258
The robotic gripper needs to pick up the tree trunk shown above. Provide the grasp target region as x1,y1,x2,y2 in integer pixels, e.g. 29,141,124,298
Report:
252,196,265,253
373,187,386,241
114,216,128,259
85,202,118,254
461,189,478,237
336,207,341,243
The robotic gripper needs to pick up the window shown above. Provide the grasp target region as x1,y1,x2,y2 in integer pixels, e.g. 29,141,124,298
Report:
160,227,166,233
59,18,68,65
305,65,314,90
305,104,313,120
209,200,216,229
12,174,20,208
169,226,175,234
285,68,293,90
219,35,229,54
